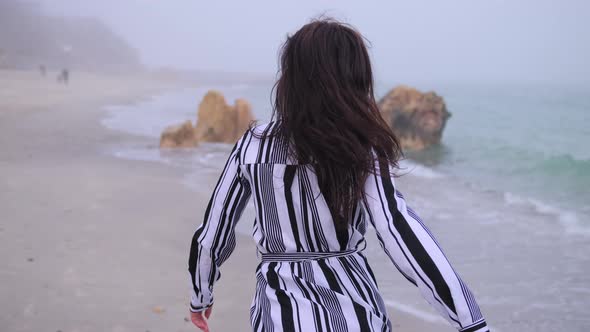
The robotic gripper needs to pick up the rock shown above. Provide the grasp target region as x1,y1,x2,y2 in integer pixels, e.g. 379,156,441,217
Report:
378,85,451,150
194,91,254,143
234,98,255,140
159,120,199,148
158,90,255,149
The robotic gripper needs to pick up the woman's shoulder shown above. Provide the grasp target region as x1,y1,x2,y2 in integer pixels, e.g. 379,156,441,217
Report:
237,121,293,165
247,121,278,136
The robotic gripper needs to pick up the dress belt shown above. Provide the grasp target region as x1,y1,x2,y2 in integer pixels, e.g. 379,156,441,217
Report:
260,249,358,262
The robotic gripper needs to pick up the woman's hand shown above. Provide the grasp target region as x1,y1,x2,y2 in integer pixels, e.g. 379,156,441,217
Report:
190,306,213,332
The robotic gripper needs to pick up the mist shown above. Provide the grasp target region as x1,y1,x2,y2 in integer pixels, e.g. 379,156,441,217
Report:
35,0,590,85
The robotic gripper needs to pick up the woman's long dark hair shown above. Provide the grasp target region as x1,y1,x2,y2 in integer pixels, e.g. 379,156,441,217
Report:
258,18,403,230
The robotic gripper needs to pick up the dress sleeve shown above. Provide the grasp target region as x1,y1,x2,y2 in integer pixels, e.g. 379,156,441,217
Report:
363,157,489,332
187,135,252,312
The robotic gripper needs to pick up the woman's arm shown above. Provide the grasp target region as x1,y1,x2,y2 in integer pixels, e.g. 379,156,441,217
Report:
363,158,489,332
188,134,252,313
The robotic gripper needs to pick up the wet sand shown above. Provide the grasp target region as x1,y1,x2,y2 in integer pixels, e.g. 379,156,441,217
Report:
0,70,450,331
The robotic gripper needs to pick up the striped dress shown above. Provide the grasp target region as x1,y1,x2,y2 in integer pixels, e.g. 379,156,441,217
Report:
188,122,489,332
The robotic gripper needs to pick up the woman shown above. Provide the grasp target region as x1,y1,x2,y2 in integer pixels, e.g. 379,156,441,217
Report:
188,18,489,332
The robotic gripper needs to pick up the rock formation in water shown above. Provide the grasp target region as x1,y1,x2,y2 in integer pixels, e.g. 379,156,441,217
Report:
234,99,255,141
159,90,254,148
159,120,199,148
378,85,451,150
194,91,254,143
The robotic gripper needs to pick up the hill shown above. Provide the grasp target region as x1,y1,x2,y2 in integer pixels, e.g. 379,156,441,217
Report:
0,1,141,72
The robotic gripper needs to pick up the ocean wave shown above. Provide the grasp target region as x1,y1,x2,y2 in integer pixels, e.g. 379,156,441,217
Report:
503,192,590,236
110,147,169,164
399,160,445,179
477,144,590,180
528,154,590,178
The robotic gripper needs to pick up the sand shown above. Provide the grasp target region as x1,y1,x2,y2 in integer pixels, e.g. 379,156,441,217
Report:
0,70,452,331
0,69,188,112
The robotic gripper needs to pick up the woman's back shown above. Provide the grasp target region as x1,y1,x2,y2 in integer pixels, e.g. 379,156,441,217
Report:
189,122,489,331
188,18,489,332
238,122,366,255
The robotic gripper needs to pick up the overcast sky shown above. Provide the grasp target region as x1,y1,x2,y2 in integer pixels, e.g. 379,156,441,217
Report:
39,0,590,84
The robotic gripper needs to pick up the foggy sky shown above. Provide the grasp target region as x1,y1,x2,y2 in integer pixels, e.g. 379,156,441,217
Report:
39,0,590,84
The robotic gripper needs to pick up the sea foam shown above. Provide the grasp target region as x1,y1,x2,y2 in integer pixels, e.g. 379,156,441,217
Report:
399,160,444,179
504,192,589,236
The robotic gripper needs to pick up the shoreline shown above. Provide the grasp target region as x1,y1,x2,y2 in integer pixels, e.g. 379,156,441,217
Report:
0,70,449,331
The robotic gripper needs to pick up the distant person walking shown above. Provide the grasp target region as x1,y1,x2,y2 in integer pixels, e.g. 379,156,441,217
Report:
57,69,69,84
39,65,46,77
187,18,489,332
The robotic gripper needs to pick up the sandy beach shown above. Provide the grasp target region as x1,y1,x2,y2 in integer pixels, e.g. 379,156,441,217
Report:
0,70,453,331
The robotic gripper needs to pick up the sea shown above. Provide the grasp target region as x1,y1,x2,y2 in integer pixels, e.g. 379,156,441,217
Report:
101,79,590,332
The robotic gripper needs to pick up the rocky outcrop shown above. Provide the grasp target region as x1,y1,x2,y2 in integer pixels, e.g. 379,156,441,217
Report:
194,91,254,143
234,99,255,141
159,120,199,148
378,85,451,150
159,90,255,148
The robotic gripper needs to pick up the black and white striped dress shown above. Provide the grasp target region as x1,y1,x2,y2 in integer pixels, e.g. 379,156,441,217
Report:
188,122,489,332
